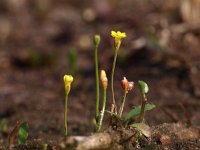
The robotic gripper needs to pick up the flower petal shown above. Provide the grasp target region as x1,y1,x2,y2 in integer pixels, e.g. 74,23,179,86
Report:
111,31,117,37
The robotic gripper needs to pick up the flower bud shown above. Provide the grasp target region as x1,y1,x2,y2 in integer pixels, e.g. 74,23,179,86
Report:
121,77,134,92
128,82,134,91
93,34,101,46
100,70,108,90
63,75,73,94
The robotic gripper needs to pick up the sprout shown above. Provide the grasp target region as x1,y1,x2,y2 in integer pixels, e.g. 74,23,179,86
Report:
93,35,101,124
97,70,108,131
138,80,149,123
110,31,127,114
63,74,74,136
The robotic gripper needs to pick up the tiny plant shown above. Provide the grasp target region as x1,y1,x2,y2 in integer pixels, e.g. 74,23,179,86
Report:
93,35,100,125
138,80,149,123
68,48,77,75
8,121,29,145
42,143,48,150
63,30,155,138
97,70,108,131
110,31,126,113
63,75,74,136
0,119,8,135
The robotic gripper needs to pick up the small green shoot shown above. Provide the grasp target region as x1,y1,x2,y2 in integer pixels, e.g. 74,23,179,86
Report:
110,31,126,113
93,35,100,125
42,143,48,150
68,49,77,75
97,70,108,131
63,75,74,136
0,119,8,135
138,80,149,123
18,122,29,144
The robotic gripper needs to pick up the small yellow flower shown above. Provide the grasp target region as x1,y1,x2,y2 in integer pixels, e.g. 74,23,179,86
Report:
111,31,126,49
111,31,126,39
63,75,73,94
100,70,108,89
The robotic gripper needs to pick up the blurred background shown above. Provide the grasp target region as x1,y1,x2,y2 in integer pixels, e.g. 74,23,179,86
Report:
0,0,200,141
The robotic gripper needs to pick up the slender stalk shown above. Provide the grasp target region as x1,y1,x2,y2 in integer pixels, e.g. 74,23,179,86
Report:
119,90,127,117
95,45,100,121
111,48,119,112
97,88,107,132
64,94,69,136
138,94,147,123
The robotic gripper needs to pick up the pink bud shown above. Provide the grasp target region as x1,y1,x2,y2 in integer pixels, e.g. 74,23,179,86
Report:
121,77,134,92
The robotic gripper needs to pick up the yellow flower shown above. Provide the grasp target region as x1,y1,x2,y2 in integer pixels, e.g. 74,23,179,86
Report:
111,31,126,49
100,70,108,89
63,75,73,94
111,31,126,39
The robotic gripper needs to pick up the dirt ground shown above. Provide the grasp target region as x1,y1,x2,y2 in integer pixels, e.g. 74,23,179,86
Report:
0,0,200,149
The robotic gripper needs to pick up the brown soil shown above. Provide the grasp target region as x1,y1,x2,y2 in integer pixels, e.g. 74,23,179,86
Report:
0,0,200,149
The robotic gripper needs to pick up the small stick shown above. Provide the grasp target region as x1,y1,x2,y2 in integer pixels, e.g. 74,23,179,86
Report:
8,121,21,146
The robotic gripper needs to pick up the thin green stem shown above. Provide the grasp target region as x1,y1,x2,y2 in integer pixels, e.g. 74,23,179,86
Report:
138,94,147,123
95,45,100,121
111,48,119,112
119,90,127,118
97,88,107,132
64,94,69,136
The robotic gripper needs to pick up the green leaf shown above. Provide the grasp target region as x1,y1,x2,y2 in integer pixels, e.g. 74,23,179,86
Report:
18,122,28,144
130,123,151,137
124,103,155,122
138,80,149,94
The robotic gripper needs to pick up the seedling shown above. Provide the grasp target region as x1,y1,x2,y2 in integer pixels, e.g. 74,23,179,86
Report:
93,35,100,124
68,48,77,75
0,119,8,135
97,70,108,131
138,80,149,123
111,31,126,113
63,75,74,136
63,30,155,138
42,143,48,150
8,121,28,145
